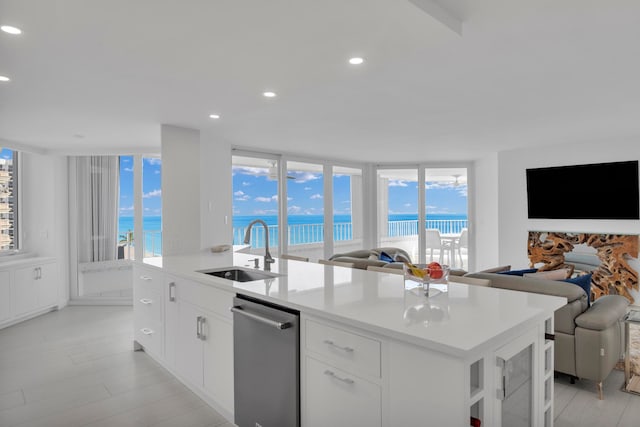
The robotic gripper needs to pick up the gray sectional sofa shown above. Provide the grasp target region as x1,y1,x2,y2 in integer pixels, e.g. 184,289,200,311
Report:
465,270,629,399
329,247,412,270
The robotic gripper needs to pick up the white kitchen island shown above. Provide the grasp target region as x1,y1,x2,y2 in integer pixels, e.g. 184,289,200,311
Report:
133,250,566,427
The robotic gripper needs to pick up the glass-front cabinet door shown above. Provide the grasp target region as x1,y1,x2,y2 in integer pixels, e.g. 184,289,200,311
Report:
493,328,541,427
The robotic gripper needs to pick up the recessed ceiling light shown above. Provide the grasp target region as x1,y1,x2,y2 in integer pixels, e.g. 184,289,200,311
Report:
1,25,22,35
0,76,10,82
209,114,220,119
263,91,277,98
348,57,364,65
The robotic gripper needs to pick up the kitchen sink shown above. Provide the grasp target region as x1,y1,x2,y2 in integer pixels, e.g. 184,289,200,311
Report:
198,267,281,282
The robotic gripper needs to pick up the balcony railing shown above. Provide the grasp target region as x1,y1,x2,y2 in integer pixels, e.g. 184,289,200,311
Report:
233,219,468,248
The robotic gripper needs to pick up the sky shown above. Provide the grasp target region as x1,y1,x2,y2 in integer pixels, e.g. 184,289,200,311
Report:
0,148,11,161
232,166,467,217
119,156,162,217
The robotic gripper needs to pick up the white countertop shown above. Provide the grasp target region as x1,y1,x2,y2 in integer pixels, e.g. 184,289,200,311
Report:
142,249,566,358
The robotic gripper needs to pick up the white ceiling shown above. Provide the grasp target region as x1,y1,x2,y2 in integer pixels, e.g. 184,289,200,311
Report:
1,0,640,162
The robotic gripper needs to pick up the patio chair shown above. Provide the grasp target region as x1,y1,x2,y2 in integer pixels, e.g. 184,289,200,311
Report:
425,229,452,264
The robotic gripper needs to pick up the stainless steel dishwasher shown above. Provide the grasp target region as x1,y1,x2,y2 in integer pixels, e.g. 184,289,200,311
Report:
231,294,300,427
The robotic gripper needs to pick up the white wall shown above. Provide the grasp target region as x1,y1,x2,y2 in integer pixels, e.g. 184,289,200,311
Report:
20,152,70,306
161,125,201,256
471,154,500,271
497,138,640,270
200,131,232,249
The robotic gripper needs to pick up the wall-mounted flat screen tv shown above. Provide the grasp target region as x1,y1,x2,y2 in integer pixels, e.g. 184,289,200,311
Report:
526,160,640,220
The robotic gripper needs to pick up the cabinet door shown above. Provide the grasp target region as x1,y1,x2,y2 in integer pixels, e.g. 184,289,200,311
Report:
304,356,381,427
164,277,179,369
37,263,58,308
13,266,38,316
0,271,10,322
203,314,234,414
494,328,539,427
175,301,204,388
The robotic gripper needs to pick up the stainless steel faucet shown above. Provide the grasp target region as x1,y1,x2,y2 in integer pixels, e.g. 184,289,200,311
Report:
243,219,275,270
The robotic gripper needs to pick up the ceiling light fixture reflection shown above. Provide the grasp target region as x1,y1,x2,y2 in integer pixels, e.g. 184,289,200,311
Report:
1,25,22,35
0,76,10,82
209,114,220,119
263,91,277,98
348,57,364,65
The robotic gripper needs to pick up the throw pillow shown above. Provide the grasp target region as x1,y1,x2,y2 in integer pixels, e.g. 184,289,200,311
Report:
498,268,538,276
563,273,593,306
378,251,395,263
523,268,571,280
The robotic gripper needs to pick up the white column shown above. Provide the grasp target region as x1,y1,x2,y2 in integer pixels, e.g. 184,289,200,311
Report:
161,125,201,256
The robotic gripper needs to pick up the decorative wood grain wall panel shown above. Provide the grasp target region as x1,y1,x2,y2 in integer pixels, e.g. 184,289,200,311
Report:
528,231,638,303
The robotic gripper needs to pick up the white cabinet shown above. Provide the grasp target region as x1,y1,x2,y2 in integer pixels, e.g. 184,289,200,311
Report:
304,313,554,427
173,284,234,415
133,264,164,359
302,316,382,427
0,257,59,329
14,265,39,315
37,262,58,308
305,356,381,427
133,265,234,418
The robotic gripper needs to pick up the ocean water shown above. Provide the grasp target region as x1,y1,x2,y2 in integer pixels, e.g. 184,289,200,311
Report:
118,216,162,256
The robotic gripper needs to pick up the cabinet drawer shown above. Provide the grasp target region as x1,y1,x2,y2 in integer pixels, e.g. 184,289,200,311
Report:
133,289,162,325
174,277,233,320
134,318,163,357
304,356,381,427
305,319,381,378
134,266,164,296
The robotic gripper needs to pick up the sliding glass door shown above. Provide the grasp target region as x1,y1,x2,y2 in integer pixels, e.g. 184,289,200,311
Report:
425,167,469,270
375,166,470,268
376,169,419,262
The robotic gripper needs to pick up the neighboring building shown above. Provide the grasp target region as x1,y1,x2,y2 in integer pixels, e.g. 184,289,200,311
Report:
0,157,15,250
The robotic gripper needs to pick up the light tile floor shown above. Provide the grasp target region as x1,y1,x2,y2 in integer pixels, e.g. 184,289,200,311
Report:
0,306,232,427
1,306,639,426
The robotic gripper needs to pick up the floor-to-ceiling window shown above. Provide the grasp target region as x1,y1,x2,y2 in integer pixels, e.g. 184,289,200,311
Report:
286,161,324,260
73,154,162,301
231,155,280,251
0,148,18,253
425,167,469,269
376,168,419,262
142,157,162,257
332,166,364,255
118,156,135,260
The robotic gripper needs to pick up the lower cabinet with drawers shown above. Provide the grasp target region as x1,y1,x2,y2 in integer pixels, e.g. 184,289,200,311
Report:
132,264,235,421
302,316,383,427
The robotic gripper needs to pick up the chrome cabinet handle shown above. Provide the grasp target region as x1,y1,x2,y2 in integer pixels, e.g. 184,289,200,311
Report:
324,369,354,385
140,328,154,335
199,317,206,340
37,267,42,280
33,268,39,280
323,339,354,353
139,298,153,305
140,275,152,281
168,282,176,302
196,316,202,339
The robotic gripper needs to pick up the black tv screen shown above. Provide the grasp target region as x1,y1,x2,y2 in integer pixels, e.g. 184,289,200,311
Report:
526,160,640,220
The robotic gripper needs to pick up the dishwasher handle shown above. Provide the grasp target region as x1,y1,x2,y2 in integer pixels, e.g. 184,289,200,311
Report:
230,306,293,330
